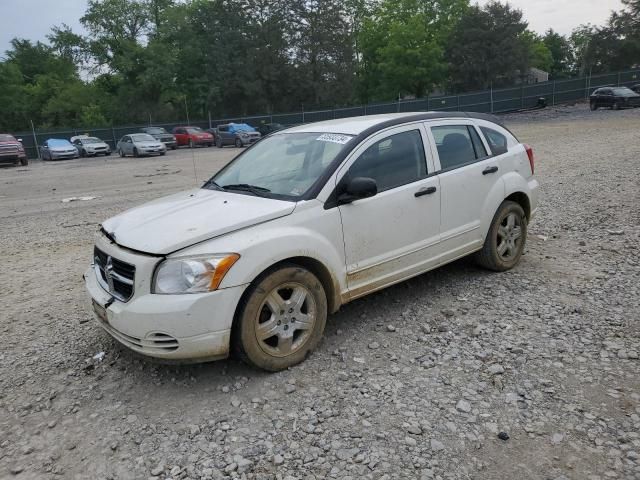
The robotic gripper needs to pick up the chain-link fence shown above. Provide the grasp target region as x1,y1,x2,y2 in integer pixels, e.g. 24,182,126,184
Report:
14,68,640,159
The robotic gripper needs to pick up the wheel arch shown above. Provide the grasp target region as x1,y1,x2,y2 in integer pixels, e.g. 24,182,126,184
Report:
237,255,341,315
504,191,531,220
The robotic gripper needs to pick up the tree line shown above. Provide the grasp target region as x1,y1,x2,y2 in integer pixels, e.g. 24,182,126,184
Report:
1,0,638,132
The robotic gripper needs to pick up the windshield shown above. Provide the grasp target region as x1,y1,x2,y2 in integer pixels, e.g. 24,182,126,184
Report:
0,134,16,142
131,133,156,142
82,137,102,144
144,127,167,134
186,127,203,134
613,87,637,96
48,139,72,147
207,132,353,199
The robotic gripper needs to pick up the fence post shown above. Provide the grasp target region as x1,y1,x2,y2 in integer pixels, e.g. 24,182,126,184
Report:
457,95,460,111
617,71,621,86
364,103,367,116
111,126,117,150
30,120,40,160
552,80,556,106
426,94,430,111
208,111,212,129
490,83,494,113
301,104,305,123
521,84,525,109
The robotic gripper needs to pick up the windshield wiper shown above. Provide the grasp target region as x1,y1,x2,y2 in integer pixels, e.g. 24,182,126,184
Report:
221,183,271,196
203,179,222,190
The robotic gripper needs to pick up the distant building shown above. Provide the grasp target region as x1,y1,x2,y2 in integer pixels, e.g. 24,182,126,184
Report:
517,68,550,84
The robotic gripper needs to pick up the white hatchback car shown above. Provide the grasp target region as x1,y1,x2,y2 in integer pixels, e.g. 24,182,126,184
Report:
85,112,538,371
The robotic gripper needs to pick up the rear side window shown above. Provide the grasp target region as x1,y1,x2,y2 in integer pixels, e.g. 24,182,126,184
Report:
431,125,481,170
346,130,427,192
480,127,508,156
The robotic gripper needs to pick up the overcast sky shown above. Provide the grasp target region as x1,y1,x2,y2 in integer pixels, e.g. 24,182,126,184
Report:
0,0,624,57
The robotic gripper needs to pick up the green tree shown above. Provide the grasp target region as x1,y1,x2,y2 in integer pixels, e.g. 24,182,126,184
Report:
359,0,468,101
446,1,531,91
542,29,574,78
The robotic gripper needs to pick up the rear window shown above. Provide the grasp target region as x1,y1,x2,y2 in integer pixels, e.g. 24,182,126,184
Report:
480,127,508,156
431,125,484,170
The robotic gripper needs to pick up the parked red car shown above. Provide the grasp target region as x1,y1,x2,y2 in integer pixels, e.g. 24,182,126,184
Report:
0,134,28,166
172,126,214,148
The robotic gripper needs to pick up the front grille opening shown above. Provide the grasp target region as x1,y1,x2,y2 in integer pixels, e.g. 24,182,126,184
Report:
93,247,136,302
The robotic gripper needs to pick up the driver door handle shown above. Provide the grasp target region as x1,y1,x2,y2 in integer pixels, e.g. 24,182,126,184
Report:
415,186,437,197
483,166,499,175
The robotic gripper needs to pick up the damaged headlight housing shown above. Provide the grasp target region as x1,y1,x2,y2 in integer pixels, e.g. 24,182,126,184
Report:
153,254,240,294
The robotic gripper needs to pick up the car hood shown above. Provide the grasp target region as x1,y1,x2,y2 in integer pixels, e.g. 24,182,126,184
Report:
101,188,296,255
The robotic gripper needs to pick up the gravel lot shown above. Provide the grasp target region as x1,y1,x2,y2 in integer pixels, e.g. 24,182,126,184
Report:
1,105,639,480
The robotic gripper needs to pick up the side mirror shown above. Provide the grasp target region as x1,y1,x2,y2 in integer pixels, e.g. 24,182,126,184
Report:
338,177,377,205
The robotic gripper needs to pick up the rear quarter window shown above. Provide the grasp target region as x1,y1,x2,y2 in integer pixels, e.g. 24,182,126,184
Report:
480,127,508,156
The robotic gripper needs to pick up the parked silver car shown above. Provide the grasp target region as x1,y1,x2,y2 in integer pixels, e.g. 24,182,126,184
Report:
71,135,111,157
40,139,80,160
117,134,167,157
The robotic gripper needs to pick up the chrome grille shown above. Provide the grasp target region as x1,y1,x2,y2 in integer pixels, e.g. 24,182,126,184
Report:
0,144,19,154
94,247,135,302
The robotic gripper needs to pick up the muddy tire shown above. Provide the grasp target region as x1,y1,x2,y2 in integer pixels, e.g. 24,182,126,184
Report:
235,138,243,148
233,265,327,371
475,200,527,272
20,157,28,166
590,101,598,111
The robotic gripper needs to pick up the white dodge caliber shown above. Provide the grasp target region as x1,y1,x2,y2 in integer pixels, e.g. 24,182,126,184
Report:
85,112,539,371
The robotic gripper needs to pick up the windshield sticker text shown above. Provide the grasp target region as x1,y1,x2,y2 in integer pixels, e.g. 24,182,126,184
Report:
316,133,351,144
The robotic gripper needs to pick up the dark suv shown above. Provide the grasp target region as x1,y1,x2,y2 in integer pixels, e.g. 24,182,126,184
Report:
590,87,640,110
140,127,177,150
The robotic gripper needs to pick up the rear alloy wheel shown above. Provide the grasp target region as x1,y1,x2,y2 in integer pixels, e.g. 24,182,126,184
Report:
133,147,139,158
119,149,124,157
235,138,243,148
475,200,527,272
234,266,327,371
590,102,598,111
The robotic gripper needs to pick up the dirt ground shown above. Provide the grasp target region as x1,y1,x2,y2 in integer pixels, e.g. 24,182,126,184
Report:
1,105,639,480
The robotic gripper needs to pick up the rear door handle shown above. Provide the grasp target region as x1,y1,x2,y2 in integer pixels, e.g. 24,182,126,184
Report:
415,186,437,197
483,166,499,175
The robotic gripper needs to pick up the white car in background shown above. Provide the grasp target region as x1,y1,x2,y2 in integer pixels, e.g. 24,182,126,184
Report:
85,112,539,371
71,135,111,157
117,133,166,157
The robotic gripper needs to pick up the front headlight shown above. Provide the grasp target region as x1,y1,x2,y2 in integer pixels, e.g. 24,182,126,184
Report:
153,254,240,294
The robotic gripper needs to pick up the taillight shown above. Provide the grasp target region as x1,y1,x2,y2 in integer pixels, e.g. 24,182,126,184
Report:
524,144,534,174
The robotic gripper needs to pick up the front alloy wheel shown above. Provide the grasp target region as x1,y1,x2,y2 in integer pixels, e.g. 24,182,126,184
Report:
234,266,327,371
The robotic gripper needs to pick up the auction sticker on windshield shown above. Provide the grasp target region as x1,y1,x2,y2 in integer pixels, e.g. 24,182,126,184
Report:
316,133,351,144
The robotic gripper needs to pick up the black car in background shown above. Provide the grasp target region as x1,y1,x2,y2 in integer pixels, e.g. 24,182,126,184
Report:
140,127,177,150
256,122,285,136
631,84,640,94
590,86,640,110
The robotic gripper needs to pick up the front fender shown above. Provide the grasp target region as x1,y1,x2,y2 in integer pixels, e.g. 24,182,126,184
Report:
176,205,347,305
